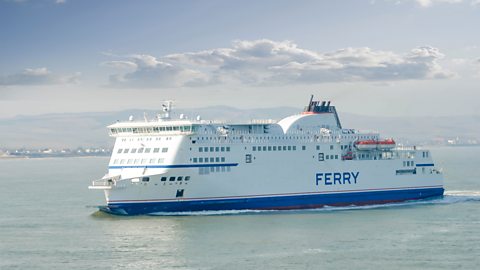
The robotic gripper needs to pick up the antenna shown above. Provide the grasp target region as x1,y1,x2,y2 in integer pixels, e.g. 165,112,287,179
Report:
308,95,314,111
161,100,174,119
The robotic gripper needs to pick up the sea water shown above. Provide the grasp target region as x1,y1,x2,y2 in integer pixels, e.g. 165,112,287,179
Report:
0,147,479,270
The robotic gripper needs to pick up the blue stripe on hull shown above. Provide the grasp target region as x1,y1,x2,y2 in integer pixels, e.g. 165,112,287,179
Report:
101,188,444,216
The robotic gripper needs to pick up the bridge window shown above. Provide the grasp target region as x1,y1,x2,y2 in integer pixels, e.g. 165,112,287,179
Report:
117,149,123,153
138,148,144,153
131,148,137,153
185,176,190,181
127,159,133,164
153,148,160,153
145,148,151,153
149,159,155,164
177,176,183,181
123,149,129,153
169,177,176,181
162,148,168,153
161,177,167,181
158,158,164,163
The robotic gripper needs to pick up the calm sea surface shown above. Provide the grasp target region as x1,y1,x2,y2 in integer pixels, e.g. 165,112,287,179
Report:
1,147,479,270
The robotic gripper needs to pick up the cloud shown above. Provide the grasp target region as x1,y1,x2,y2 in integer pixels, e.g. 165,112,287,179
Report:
0,67,80,86
406,0,480,7
104,39,453,88
415,0,462,7
100,61,138,70
106,55,209,88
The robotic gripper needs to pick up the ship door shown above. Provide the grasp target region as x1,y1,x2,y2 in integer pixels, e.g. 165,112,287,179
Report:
245,154,252,163
176,189,184,198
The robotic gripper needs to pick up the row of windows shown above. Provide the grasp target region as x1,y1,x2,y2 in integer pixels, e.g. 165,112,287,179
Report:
192,135,376,142
161,176,191,182
194,135,312,141
117,147,168,154
113,158,165,165
111,126,193,134
192,157,226,163
199,166,231,175
318,153,339,161
199,146,231,152
253,145,298,151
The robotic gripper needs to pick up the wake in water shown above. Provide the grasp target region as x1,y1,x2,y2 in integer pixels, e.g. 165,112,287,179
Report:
145,190,480,216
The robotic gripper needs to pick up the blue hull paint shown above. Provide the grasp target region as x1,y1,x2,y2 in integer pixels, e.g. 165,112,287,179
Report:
101,187,444,216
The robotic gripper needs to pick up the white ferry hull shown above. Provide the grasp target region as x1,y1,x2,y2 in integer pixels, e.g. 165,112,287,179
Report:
100,158,443,215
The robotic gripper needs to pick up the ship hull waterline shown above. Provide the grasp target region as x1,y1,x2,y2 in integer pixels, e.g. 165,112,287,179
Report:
98,187,444,216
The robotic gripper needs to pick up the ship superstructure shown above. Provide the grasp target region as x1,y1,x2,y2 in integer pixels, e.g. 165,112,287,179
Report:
89,97,444,215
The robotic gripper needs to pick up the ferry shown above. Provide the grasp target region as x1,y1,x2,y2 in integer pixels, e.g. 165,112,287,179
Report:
89,96,444,215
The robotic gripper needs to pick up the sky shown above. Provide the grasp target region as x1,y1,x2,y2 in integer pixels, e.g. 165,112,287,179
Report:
1,0,480,118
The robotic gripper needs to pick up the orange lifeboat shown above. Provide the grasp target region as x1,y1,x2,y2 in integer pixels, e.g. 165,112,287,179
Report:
355,139,395,150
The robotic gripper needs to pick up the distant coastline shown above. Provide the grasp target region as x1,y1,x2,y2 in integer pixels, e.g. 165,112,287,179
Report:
0,148,111,159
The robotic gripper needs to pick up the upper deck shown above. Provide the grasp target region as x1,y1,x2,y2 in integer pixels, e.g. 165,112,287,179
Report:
108,96,349,138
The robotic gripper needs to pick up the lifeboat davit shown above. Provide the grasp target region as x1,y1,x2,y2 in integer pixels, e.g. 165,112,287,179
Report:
355,139,396,150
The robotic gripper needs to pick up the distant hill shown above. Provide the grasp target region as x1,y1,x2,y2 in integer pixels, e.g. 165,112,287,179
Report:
1,106,479,149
